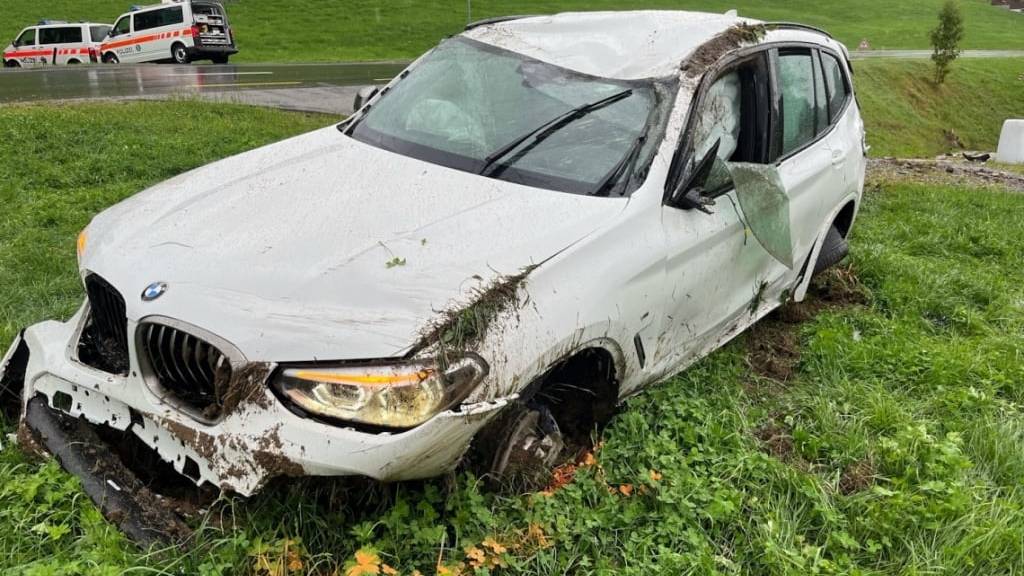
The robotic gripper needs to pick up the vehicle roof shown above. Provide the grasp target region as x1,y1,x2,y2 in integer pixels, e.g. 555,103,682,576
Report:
123,0,218,15
463,10,837,80
21,22,110,30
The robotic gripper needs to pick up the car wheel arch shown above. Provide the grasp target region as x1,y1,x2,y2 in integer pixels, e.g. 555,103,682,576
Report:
793,195,860,301
832,200,857,238
466,341,623,487
503,339,624,446
0,332,29,420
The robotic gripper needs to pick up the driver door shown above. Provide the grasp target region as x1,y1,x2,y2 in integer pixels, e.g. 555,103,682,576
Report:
653,50,783,370
108,16,134,62
13,28,40,66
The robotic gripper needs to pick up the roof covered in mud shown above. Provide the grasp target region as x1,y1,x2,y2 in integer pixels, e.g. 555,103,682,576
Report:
464,11,760,81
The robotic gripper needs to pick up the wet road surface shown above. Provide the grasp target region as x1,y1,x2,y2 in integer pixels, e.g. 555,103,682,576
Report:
0,61,408,105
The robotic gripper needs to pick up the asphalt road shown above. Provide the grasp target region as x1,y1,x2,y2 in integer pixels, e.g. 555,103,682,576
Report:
0,50,1020,114
850,49,1024,59
0,61,408,113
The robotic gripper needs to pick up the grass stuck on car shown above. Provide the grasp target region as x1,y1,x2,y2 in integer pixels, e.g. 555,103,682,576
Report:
0,10,866,543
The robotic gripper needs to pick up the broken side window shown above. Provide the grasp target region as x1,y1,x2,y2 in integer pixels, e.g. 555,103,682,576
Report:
730,163,794,268
689,52,771,195
777,50,817,156
681,51,795,268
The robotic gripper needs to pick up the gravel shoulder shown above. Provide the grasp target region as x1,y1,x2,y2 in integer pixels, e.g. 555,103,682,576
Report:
868,156,1024,193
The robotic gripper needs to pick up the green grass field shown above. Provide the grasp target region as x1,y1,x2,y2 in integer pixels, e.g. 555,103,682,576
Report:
857,58,1024,158
1,100,1024,575
2,0,1023,62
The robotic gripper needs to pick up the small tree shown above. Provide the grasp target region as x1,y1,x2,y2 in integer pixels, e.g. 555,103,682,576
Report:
930,0,964,84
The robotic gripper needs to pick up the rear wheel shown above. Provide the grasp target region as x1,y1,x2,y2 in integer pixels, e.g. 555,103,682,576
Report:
171,43,190,65
67,59,81,65
102,52,119,64
813,225,849,276
210,55,229,64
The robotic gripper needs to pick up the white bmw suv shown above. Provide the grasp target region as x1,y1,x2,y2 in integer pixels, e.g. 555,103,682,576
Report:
1,11,865,540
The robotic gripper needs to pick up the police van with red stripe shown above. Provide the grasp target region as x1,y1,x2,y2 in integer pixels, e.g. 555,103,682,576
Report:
101,0,237,65
3,21,111,68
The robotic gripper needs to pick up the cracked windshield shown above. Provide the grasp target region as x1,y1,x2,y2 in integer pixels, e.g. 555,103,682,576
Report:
348,38,664,195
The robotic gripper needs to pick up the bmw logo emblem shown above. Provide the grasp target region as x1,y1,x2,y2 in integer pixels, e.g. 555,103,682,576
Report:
141,282,168,302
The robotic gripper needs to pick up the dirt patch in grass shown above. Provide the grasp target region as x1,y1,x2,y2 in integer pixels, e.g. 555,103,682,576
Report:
838,457,876,495
747,319,802,382
809,265,871,308
747,266,868,385
754,422,795,460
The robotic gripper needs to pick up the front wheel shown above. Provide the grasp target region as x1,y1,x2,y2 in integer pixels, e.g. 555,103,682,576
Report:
102,52,119,64
469,402,567,492
3,59,20,68
171,43,190,65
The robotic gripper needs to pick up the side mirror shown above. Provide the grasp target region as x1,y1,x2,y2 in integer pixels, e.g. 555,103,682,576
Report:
352,85,380,112
666,139,721,214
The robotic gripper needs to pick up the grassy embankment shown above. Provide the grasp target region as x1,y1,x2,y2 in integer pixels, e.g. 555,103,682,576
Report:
0,63,1023,575
857,58,1024,157
1,0,1022,62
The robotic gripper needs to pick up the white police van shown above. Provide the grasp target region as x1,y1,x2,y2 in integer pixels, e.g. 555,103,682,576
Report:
101,0,237,65
3,21,111,68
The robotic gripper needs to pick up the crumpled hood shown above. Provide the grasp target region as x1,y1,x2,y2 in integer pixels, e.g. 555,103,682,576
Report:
82,126,626,361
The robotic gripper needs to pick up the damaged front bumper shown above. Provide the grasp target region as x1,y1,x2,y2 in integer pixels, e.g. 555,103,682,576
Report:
1,307,510,497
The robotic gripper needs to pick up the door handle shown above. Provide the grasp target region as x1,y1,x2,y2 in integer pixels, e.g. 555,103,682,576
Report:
830,149,847,167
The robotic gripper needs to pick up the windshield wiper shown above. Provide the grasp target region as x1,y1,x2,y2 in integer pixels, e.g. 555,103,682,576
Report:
478,89,634,177
592,132,647,197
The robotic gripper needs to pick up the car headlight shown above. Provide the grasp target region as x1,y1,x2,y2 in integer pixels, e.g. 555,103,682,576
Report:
77,229,88,262
274,355,488,429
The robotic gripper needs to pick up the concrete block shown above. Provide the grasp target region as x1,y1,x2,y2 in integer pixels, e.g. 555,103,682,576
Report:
996,119,1024,164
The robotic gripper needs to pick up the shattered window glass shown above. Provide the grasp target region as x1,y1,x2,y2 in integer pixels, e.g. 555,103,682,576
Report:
348,37,669,196
778,52,816,156
730,163,795,268
692,72,741,193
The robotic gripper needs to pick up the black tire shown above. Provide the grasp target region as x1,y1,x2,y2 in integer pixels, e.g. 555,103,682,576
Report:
4,59,20,68
813,225,849,276
468,401,568,492
171,43,190,65
67,59,81,65
102,52,119,64
210,55,229,65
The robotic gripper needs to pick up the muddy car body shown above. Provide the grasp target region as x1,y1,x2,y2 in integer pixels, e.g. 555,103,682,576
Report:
2,11,865,510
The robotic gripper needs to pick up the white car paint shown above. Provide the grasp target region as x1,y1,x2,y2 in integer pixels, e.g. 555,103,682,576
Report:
3,11,866,495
